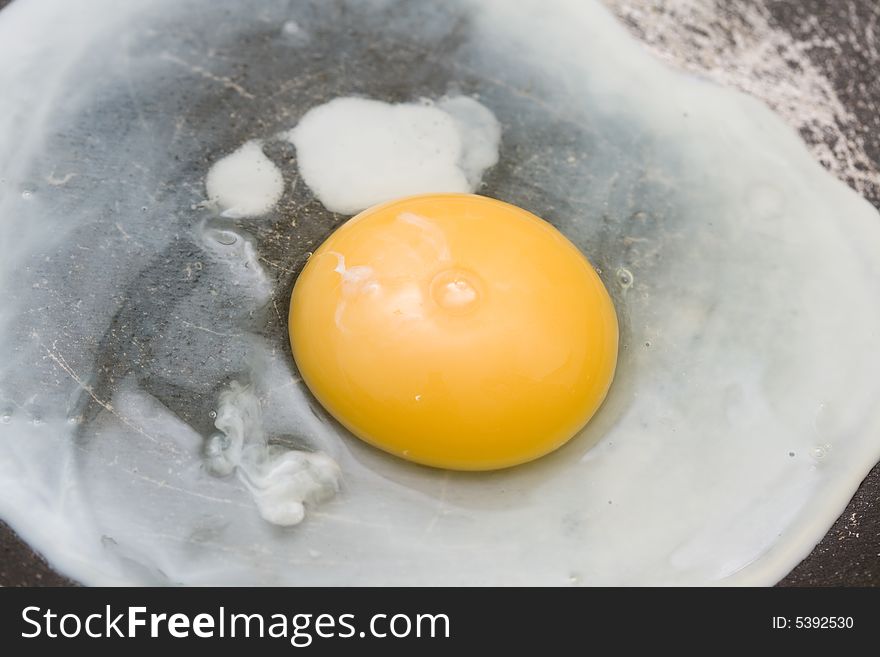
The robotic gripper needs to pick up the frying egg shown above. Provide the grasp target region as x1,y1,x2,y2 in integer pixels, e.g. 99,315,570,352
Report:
2,0,880,588
289,194,618,470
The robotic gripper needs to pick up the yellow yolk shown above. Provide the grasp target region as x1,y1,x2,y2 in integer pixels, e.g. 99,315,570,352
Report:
289,194,618,470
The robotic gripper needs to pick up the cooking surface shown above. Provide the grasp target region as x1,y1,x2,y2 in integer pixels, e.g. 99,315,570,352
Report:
0,0,878,586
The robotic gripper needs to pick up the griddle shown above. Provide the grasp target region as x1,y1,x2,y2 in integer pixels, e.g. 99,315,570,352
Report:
0,0,877,587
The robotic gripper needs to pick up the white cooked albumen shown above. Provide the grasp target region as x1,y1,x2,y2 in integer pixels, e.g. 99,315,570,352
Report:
0,0,878,586
205,140,284,218
205,381,341,527
288,96,501,214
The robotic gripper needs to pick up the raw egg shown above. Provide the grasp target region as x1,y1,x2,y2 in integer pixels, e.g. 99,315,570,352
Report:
289,193,618,470
10,0,880,587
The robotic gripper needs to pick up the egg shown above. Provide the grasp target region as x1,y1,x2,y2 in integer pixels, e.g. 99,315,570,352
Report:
289,194,618,470
1,0,880,588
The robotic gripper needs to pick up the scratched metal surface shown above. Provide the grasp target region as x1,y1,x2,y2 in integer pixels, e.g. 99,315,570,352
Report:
0,0,878,586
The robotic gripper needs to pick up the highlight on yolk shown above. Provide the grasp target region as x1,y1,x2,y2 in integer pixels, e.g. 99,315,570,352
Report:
289,193,618,470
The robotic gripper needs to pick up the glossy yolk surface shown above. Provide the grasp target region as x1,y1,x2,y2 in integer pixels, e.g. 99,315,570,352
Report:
289,194,618,470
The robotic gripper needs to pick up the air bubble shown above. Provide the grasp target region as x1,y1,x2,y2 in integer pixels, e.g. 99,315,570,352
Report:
616,267,633,287
21,189,35,200
212,230,238,246
209,410,217,419
0,412,11,424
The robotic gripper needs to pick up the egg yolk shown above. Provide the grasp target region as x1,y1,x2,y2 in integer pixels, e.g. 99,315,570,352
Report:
289,193,618,470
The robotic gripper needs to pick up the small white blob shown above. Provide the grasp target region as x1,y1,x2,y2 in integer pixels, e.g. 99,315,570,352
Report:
205,140,284,218
206,382,341,526
287,96,501,214
280,20,309,46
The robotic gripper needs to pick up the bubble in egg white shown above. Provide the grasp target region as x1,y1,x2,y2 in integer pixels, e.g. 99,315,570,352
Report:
0,0,879,586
